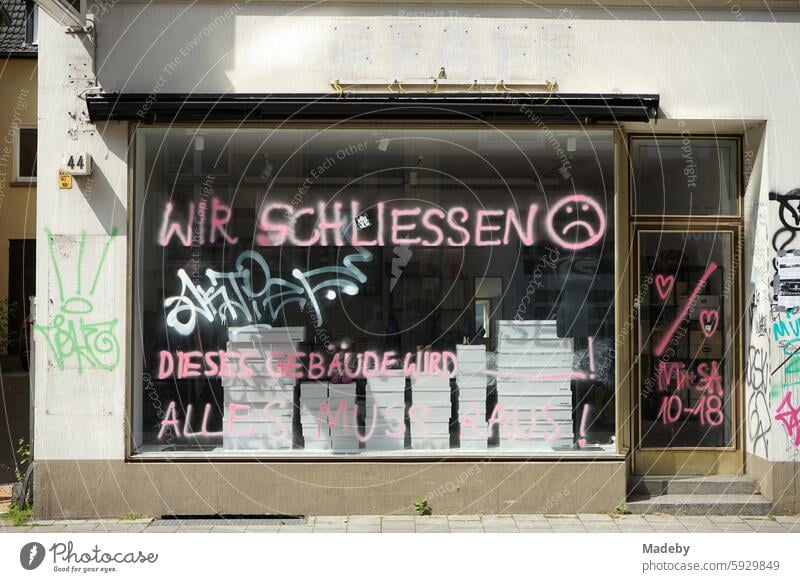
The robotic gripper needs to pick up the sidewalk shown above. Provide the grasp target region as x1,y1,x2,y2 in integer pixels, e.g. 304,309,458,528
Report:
1,514,798,533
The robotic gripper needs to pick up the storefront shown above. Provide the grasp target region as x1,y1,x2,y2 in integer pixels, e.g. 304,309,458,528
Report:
31,1,800,518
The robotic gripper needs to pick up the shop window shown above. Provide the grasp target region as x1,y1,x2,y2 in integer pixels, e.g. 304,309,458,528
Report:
132,127,617,456
14,126,37,183
630,138,739,216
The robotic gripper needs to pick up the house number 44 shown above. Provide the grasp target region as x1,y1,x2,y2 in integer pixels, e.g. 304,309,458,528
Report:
60,152,92,176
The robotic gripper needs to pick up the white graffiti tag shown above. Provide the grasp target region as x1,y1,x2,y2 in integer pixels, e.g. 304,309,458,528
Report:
165,248,372,335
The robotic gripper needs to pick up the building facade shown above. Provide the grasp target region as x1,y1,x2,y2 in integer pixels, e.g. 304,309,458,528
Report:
32,0,800,518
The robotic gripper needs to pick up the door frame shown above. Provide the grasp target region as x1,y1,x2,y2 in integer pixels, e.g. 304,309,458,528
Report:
625,134,746,476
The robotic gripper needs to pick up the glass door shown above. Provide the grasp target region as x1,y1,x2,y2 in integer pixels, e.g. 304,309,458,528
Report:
629,136,743,475
633,228,742,474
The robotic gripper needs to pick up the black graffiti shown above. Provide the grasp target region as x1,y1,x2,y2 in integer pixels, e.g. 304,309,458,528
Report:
749,289,768,338
746,345,771,458
770,190,800,276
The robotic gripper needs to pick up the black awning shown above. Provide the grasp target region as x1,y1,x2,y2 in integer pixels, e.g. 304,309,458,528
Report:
86,92,659,124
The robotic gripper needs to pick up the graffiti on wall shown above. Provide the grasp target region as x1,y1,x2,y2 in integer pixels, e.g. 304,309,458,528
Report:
775,391,800,447
35,228,120,373
770,190,800,276
746,345,771,457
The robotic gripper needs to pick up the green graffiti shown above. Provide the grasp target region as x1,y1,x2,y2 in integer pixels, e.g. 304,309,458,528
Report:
34,228,120,373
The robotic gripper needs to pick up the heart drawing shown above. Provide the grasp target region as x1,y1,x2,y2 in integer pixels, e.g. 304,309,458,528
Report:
700,309,719,338
654,274,675,302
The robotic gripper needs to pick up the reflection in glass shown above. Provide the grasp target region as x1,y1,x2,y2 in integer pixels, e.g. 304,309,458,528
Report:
133,127,617,456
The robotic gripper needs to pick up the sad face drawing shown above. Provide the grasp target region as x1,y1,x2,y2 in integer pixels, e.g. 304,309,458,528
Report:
545,194,607,251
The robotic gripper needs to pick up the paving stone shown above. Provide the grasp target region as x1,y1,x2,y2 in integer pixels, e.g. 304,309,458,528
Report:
747,521,788,532
449,527,485,533
482,520,518,528
278,525,314,533
579,514,615,522
348,517,382,527
94,525,134,533
545,517,582,528
26,525,70,533
62,523,100,532
31,523,66,531
313,525,348,533
774,516,800,526
513,514,548,522
448,522,484,533
3,514,791,534
415,517,449,532
550,525,588,532
417,525,450,533
145,526,181,533
717,524,756,533
584,523,621,533
315,516,349,524
448,515,483,521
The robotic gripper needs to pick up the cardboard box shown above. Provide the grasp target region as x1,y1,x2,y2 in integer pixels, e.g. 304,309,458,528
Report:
689,330,724,359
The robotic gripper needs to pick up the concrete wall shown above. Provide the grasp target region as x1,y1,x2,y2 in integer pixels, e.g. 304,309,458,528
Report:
34,1,800,516
34,459,626,518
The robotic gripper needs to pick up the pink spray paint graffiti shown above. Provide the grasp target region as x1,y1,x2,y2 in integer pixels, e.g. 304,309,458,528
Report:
654,274,675,302
700,309,720,338
654,262,719,356
775,391,800,447
656,360,724,427
157,196,607,250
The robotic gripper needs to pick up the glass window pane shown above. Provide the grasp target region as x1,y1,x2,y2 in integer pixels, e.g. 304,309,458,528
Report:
18,128,37,179
637,231,734,448
133,127,617,456
631,138,738,216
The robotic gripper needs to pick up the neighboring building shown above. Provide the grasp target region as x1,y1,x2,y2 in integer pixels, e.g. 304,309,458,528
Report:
0,0,36,483
31,1,800,518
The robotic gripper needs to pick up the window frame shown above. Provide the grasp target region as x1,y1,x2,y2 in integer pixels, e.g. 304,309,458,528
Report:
13,124,37,184
25,0,38,46
126,122,625,461
628,135,742,220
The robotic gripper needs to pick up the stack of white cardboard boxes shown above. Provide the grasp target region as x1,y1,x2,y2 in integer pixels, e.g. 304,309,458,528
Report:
495,320,574,450
364,375,406,451
410,373,453,449
456,344,489,449
222,325,304,451
300,380,359,452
